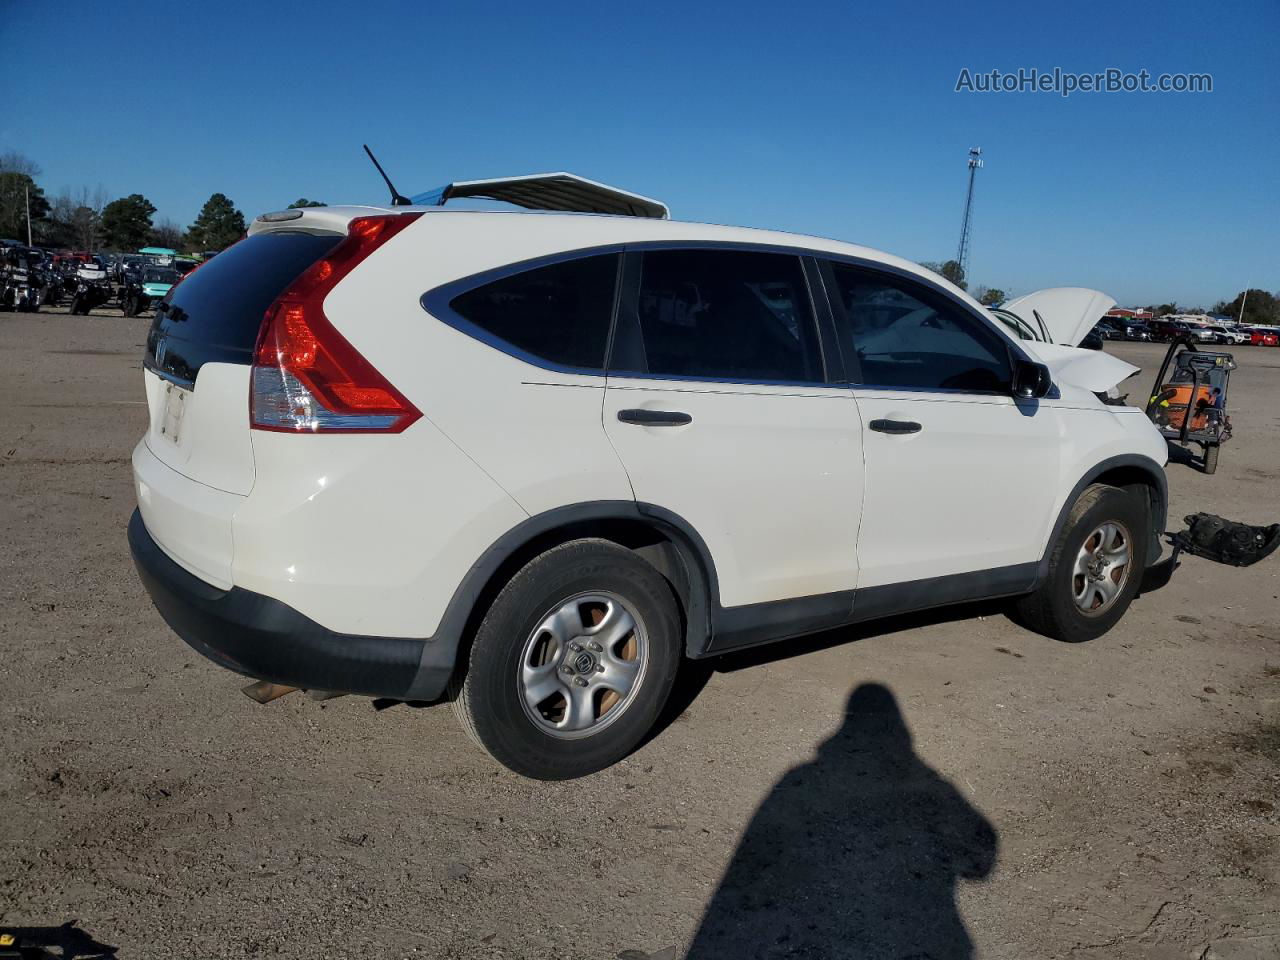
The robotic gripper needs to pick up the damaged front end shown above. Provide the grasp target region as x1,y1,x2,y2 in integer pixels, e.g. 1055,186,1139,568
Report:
1026,341,1142,396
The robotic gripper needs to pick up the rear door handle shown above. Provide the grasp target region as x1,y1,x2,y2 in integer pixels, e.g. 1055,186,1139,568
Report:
617,409,692,427
868,418,922,435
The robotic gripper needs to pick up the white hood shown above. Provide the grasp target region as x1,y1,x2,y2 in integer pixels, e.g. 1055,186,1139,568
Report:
1002,287,1117,346
1027,341,1141,394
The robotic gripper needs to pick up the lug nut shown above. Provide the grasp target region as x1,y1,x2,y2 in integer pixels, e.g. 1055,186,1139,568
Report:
587,641,602,653
561,665,573,674
569,641,582,652
573,677,589,687
595,664,605,673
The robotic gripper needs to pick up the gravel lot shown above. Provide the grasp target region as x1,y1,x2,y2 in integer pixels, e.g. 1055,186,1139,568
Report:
2,309,1278,959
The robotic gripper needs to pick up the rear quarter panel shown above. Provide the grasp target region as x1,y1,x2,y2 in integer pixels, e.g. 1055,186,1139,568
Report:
235,421,526,638
321,213,639,516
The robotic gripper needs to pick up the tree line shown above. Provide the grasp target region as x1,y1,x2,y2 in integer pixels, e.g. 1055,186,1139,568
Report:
4,150,1274,322
0,151,326,254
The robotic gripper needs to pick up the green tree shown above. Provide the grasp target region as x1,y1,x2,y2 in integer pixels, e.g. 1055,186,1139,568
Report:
1219,289,1280,326
939,260,966,290
979,287,1005,306
100,194,157,251
185,193,246,251
0,172,50,241
287,198,326,208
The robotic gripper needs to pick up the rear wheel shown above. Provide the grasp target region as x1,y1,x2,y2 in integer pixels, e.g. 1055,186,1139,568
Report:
1013,484,1148,643
451,539,682,779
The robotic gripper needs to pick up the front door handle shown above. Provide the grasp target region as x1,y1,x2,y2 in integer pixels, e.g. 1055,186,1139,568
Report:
868,418,922,435
617,409,692,427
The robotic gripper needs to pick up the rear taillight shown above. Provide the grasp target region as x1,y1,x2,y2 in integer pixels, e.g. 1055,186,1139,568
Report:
250,214,422,433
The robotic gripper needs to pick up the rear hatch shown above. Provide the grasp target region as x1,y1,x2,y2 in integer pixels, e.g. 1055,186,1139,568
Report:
143,230,342,495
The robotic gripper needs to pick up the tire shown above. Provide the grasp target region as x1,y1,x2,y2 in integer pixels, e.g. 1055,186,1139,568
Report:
451,538,682,780
1203,445,1219,475
1012,484,1149,643
69,295,83,316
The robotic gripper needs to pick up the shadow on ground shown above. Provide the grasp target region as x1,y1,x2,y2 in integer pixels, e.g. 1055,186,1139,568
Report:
0,923,117,958
686,684,997,959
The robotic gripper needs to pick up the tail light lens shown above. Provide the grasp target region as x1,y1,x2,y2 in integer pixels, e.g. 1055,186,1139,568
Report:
251,214,422,433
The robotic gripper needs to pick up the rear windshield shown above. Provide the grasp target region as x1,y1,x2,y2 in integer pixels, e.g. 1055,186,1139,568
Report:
145,231,340,383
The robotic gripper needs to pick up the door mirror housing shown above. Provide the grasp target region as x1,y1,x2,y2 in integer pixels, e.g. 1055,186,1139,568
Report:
1012,358,1053,399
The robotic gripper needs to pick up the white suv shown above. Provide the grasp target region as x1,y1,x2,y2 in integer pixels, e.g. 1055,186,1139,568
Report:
129,176,1169,779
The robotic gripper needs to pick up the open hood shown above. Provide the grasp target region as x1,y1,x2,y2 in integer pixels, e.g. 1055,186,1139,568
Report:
409,172,669,219
1002,287,1116,347
1028,342,1141,394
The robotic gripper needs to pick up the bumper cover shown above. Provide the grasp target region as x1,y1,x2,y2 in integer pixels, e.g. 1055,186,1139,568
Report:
128,509,453,700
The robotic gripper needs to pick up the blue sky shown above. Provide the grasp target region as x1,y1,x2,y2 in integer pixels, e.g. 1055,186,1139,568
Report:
3,0,1275,307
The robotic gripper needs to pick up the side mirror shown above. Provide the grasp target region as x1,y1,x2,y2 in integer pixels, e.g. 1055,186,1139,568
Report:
1013,359,1053,399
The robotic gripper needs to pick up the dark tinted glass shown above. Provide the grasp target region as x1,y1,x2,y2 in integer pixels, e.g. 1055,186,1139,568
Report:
828,264,1012,393
449,254,619,370
632,249,821,382
146,231,340,382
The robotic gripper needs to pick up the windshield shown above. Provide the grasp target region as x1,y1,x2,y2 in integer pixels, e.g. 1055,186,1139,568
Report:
144,269,179,284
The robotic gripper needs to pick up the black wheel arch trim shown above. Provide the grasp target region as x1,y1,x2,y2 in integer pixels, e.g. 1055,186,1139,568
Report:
1036,454,1168,583
441,499,861,660
434,500,720,660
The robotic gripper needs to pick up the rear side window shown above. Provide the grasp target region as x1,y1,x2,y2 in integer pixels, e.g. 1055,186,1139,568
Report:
628,249,822,383
448,254,619,370
146,231,340,382
826,263,1012,393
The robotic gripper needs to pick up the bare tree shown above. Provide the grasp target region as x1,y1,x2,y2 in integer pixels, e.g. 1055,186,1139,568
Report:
44,186,109,250
150,217,184,249
0,151,41,176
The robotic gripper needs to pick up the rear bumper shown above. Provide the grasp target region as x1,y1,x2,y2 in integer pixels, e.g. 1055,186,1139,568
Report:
128,508,454,700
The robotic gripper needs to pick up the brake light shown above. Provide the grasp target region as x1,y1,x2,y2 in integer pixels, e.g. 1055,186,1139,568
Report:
250,214,422,433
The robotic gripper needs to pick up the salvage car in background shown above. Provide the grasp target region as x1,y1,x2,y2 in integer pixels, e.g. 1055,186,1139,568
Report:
1148,319,1216,343
1204,324,1248,345
1244,327,1279,347
1097,317,1153,341
129,178,1169,779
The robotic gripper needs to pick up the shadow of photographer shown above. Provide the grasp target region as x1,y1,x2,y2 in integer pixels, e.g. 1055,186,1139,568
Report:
687,683,997,959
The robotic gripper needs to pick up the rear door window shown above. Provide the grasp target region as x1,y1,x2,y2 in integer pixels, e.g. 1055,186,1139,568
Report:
146,231,341,382
623,249,822,383
826,262,1013,393
446,254,620,371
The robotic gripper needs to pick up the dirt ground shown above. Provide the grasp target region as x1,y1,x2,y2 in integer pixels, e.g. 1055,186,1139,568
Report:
2,309,1278,960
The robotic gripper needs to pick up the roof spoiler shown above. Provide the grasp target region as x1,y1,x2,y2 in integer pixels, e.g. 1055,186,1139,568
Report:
409,172,669,219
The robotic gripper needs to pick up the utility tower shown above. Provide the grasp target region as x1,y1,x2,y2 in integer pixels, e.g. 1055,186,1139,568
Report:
955,147,983,285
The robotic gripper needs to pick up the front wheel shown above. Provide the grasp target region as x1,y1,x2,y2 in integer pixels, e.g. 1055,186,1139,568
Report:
451,539,682,780
1012,484,1149,643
